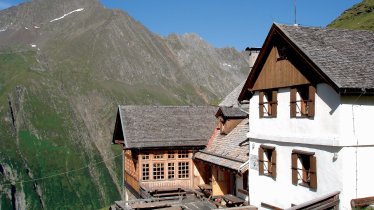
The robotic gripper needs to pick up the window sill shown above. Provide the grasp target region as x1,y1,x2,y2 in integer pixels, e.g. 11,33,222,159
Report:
260,116,277,119
291,116,313,119
260,173,275,179
298,182,312,188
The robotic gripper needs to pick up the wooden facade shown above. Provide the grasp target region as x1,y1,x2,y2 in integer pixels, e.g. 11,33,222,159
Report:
252,46,310,91
124,149,196,195
218,118,243,135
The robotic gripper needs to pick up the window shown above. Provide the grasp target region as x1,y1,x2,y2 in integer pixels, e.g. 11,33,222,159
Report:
142,153,149,160
153,163,164,180
291,150,317,189
243,171,248,191
178,150,189,158
290,85,316,118
168,163,175,179
277,45,287,60
259,90,277,118
178,162,189,178
258,145,277,178
168,151,175,159
154,152,163,159
142,163,149,181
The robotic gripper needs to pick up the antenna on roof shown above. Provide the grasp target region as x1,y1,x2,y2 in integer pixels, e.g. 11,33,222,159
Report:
294,0,298,26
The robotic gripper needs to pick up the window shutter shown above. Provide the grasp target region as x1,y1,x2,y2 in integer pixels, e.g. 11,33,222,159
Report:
308,86,316,117
271,149,277,178
271,90,277,117
292,153,298,185
258,147,264,175
290,88,297,118
259,91,264,118
310,156,317,189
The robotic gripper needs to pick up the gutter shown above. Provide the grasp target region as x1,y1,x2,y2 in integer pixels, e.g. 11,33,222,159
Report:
195,150,245,164
238,159,250,173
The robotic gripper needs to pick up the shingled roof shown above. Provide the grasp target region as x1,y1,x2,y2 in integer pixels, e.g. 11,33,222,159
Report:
219,81,245,107
277,23,374,90
215,107,247,119
239,23,374,100
194,119,249,172
113,106,218,149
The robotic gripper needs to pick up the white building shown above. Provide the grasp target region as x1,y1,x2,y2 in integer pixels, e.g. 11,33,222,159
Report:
238,23,374,209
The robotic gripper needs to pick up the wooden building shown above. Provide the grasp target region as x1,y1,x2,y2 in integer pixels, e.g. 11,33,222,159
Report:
238,23,374,209
112,106,217,198
194,83,250,201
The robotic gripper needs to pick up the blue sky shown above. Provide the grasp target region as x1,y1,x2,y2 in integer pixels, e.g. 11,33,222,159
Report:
0,0,362,50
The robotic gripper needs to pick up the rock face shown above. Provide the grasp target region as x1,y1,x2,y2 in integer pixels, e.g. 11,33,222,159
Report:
0,0,249,209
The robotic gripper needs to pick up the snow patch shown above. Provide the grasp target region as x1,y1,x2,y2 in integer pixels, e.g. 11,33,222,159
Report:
50,8,84,23
0,27,7,32
222,63,232,68
34,26,40,29
31,44,37,48
25,27,29,30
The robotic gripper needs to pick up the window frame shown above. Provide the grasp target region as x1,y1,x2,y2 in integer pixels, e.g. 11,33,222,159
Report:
140,150,191,182
167,162,175,179
259,90,278,118
142,163,150,181
178,150,189,159
258,145,277,178
177,161,190,179
291,150,317,189
152,162,165,180
290,85,316,118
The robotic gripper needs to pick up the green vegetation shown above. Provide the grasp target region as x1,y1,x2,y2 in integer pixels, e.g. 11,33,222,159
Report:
0,51,121,209
328,0,374,30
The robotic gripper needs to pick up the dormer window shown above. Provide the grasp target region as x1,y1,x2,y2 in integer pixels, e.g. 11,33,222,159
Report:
259,90,278,118
290,85,316,118
277,45,287,60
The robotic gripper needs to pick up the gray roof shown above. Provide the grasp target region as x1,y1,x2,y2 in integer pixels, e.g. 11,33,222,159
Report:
116,106,218,149
277,23,374,90
194,119,249,172
215,107,247,119
219,81,245,107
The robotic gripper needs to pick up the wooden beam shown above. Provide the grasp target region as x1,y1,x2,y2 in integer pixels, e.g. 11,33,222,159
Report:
114,140,125,144
351,196,374,207
261,202,283,210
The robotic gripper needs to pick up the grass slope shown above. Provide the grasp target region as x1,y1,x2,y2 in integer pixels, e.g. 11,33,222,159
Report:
0,50,122,209
328,0,374,30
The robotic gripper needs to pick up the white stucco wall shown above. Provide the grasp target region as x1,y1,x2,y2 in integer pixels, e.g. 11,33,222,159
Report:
248,141,342,209
339,96,374,146
340,146,374,209
247,83,374,209
248,84,341,146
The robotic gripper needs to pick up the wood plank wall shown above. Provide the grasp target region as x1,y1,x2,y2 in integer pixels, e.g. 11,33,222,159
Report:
253,46,310,91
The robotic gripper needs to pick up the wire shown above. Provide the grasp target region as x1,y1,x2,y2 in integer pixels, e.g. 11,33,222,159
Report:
1,153,122,186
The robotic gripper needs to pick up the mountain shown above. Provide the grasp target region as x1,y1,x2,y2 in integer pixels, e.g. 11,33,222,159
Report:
0,0,249,209
328,0,374,30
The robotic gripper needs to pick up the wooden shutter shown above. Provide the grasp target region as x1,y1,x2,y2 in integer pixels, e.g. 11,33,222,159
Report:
259,91,264,118
308,86,316,117
290,88,297,118
258,147,264,175
271,149,277,178
291,153,298,185
271,90,277,117
309,156,317,189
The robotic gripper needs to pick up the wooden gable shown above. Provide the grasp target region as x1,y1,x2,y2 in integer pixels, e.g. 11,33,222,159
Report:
239,24,333,101
252,45,310,91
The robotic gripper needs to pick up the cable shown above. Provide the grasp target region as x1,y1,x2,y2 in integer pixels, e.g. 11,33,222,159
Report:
1,153,122,186
352,89,365,198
